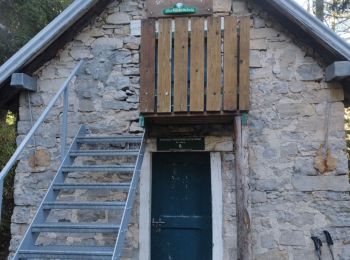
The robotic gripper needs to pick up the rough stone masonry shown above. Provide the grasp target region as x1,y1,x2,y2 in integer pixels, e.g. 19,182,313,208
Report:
9,0,350,259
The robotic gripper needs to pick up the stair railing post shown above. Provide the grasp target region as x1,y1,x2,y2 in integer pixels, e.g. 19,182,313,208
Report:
61,86,69,159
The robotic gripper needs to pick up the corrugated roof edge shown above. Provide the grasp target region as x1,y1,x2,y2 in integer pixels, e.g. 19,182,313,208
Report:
0,0,98,86
267,0,350,61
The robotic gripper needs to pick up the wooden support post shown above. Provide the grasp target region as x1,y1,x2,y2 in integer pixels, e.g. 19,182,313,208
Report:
234,115,251,260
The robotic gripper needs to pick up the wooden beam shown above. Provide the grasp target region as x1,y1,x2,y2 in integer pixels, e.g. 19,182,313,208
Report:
234,115,251,260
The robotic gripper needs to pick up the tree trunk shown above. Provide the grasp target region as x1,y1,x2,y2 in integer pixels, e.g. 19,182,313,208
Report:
315,0,325,21
0,110,8,122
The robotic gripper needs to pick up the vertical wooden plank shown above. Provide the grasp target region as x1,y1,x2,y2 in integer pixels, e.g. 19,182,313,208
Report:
207,16,222,112
224,16,238,111
140,19,156,113
239,16,250,111
190,17,205,112
234,115,252,260
174,18,188,112
157,19,172,113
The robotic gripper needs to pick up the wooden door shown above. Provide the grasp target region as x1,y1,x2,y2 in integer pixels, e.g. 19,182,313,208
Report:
151,152,212,260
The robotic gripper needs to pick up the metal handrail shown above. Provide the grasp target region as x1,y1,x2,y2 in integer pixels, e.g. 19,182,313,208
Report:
0,60,83,219
112,130,146,259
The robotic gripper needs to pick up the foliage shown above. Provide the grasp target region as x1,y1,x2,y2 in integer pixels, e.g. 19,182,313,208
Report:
0,111,17,259
300,0,350,40
0,1,73,256
322,0,350,38
0,0,72,65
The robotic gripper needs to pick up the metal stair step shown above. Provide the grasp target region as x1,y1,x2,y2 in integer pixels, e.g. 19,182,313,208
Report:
32,223,120,233
13,127,145,260
43,201,126,210
62,165,135,172
70,149,139,157
18,245,113,259
53,183,131,190
76,135,142,144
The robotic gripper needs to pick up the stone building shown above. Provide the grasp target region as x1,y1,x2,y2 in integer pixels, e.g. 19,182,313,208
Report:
0,0,350,259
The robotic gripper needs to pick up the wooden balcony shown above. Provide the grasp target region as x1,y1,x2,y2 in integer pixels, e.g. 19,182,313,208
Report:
140,16,250,124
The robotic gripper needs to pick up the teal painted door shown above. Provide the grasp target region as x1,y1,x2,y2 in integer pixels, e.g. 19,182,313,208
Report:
151,152,212,260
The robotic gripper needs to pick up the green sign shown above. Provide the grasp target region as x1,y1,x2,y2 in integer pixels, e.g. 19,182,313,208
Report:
157,137,204,151
163,3,197,15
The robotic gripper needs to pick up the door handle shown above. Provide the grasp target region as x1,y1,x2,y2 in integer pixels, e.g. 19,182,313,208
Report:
152,218,166,233
152,218,166,225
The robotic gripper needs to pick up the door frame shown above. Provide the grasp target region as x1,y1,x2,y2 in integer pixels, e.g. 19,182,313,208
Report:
139,147,223,260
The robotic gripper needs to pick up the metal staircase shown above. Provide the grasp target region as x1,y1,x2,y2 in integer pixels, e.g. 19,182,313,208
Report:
13,125,146,260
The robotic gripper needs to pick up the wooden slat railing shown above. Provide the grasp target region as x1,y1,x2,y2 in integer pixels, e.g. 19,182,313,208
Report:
140,16,250,116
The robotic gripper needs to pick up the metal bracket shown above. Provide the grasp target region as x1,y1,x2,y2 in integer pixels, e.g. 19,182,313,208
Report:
325,61,350,82
139,116,145,128
10,73,37,92
241,112,248,126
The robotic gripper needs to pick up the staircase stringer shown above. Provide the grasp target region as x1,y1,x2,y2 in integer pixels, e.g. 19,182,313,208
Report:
112,130,147,260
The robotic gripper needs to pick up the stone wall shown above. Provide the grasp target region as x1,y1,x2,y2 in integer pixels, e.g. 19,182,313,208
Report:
247,1,350,259
10,1,145,259
9,0,350,259
222,152,237,259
